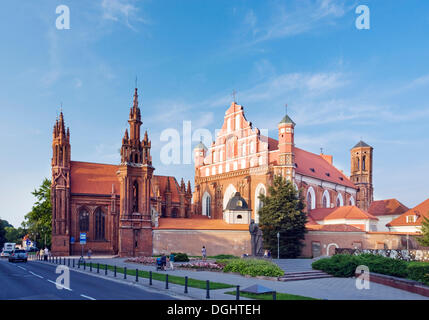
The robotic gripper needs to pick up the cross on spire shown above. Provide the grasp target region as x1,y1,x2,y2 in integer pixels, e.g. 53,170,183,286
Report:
135,76,138,88
285,103,288,116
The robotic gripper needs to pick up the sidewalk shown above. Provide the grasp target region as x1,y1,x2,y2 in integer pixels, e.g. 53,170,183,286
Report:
79,257,429,300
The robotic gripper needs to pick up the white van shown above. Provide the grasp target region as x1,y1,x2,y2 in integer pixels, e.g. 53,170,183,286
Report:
3,243,16,251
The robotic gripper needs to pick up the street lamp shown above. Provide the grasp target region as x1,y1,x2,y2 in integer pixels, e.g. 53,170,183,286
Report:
277,232,280,259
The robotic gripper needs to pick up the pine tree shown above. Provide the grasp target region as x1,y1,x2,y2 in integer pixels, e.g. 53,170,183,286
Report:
258,175,307,258
417,215,429,247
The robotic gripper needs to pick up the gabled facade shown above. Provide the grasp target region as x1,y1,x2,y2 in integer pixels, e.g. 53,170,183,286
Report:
193,101,365,224
387,198,429,233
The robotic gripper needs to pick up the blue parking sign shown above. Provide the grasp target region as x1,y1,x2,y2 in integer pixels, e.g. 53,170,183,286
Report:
26,239,31,245
80,233,86,245
70,236,75,244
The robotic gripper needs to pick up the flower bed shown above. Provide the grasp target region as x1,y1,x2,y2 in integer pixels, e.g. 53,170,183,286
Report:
178,261,224,271
125,256,156,265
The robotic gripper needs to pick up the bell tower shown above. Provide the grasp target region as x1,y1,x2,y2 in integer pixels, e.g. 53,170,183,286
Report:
277,113,295,182
51,111,71,256
117,88,154,257
350,140,373,211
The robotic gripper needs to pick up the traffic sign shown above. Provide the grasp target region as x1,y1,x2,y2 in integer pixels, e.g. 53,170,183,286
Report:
80,233,87,245
26,239,31,245
70,236,75,244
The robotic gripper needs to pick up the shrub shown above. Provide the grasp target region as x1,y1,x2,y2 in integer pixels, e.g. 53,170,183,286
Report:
172,252,189,262
312,254,359,277
407,262,429,285
357,253,408,278
210,254,238,260
219,258,284,277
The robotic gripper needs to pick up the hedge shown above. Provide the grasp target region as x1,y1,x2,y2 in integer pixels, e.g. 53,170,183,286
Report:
171,252,189,262
216,258,284,277
312,253,429,284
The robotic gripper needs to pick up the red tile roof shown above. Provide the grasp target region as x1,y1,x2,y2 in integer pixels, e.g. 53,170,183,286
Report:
387,198,429,227
308,208,336,221
307,224,364,232
70,161,182,202
323,206,378,221
368,199,409,216
70,161,120,195
155,217,249,230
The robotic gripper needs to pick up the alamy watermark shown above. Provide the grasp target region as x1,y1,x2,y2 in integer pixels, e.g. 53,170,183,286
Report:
55,265,71,290
355,265,370,290
56,5,70,30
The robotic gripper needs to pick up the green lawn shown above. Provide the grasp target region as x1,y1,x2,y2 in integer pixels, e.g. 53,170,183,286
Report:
83,262,234,290
224,290,317,300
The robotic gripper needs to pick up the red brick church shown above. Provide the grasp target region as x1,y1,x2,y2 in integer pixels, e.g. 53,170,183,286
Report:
51,89,192,256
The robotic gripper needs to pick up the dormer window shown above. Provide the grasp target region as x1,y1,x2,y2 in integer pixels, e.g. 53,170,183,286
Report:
325,173,330,177
406,215,417,223
339,177,344,181
310,168,315,172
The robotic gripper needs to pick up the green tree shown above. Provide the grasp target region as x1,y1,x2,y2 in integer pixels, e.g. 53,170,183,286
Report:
5,226,27,244
258,175,307,258
23,178,52,248
0,219,13,247
417,215,429,247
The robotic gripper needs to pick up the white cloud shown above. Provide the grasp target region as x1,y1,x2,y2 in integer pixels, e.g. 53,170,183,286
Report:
101,0,148,31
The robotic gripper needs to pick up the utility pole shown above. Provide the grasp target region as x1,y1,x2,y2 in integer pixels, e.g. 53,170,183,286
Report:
277,232,280,259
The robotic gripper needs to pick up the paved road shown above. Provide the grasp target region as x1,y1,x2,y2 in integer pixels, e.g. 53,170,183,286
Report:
0,258,175,300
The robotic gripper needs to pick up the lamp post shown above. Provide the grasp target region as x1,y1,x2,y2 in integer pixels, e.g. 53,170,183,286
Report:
277,232,280,259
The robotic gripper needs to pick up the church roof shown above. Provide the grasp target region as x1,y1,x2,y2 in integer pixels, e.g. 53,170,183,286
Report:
323,206,378,221
70,161,120,195
353,140,372,148
279,114,296,126
194,141,207,150
387,198,429,227
225,192,249,211
368,199,409,217
307,224,365,232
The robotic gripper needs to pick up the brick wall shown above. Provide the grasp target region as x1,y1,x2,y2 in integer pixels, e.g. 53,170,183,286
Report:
153,229,251,256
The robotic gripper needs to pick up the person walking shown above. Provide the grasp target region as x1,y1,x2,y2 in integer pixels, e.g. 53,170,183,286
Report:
160,253,167,271
87,249,92,260
201,246,207,261
43,247,49,261
169,253,175,270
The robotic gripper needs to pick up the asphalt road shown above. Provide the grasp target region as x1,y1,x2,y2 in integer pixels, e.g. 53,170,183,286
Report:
0,258,175,300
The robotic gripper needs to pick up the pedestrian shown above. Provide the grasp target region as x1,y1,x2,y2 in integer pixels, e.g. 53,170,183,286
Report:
44,247,49,261
87,249,92,260
264,249,268,258
160,253,167,271
169,253,175,270
201,246,207,261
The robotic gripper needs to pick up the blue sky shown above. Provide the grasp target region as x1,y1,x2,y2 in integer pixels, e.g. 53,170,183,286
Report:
0,0,428,227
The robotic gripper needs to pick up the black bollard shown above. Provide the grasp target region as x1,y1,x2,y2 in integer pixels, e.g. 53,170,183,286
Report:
114,265,117,277
73,259,75,268
84,262,86,270
68,258,70,267
78,260,80,268
165,274,169,289
184,276,188,294
124,267,127,279
206,280,210,299
97,263,100,273
136,269,138,282
149,271,152,285
272,291,277,300
236,285,240,300
105,264,108,275
90,263,92,272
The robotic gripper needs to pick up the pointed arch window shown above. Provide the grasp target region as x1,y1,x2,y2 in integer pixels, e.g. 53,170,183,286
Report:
94,208,105,240
79,208,89,232
132,180,139,213
307,192,312,210
362,155,366,171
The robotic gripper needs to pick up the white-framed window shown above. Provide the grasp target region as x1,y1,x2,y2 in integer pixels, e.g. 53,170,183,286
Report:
218,165,223,174
213,151,217,163
202,192,211,217
336,193,344,207
242,144,246,157
259,156,264,166
307,187,316,210
406,215,417,223
226,163,230,172
241,159,246,169
322,190,330,208
212,166,216,175
205,168,210,176
250,141,255,154
235,115,240,130
233,162,238,170
220,150,224,161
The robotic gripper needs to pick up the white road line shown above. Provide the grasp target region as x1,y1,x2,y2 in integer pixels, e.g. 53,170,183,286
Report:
29,271,43,279
47,279,72,291
17,266,26,271
80,294,96,300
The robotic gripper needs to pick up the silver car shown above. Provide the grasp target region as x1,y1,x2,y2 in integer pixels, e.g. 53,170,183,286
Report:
8,249,28,263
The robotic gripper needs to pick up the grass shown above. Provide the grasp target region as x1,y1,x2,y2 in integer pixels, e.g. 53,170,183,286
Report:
224,290,317,300
83,262,234,290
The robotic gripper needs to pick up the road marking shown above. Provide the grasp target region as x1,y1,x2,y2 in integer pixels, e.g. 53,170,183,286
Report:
80,294,96,300
29,271,43,279
47,279,72,291
17,266,27,271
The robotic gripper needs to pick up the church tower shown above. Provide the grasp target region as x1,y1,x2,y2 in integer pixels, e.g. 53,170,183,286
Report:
277,113,296,181
117,88,154,257
51,111,71,256
350,141,373,211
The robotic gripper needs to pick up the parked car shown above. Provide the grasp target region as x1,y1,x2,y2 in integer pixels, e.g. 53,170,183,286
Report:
1,250,12,258
8,249,28,263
